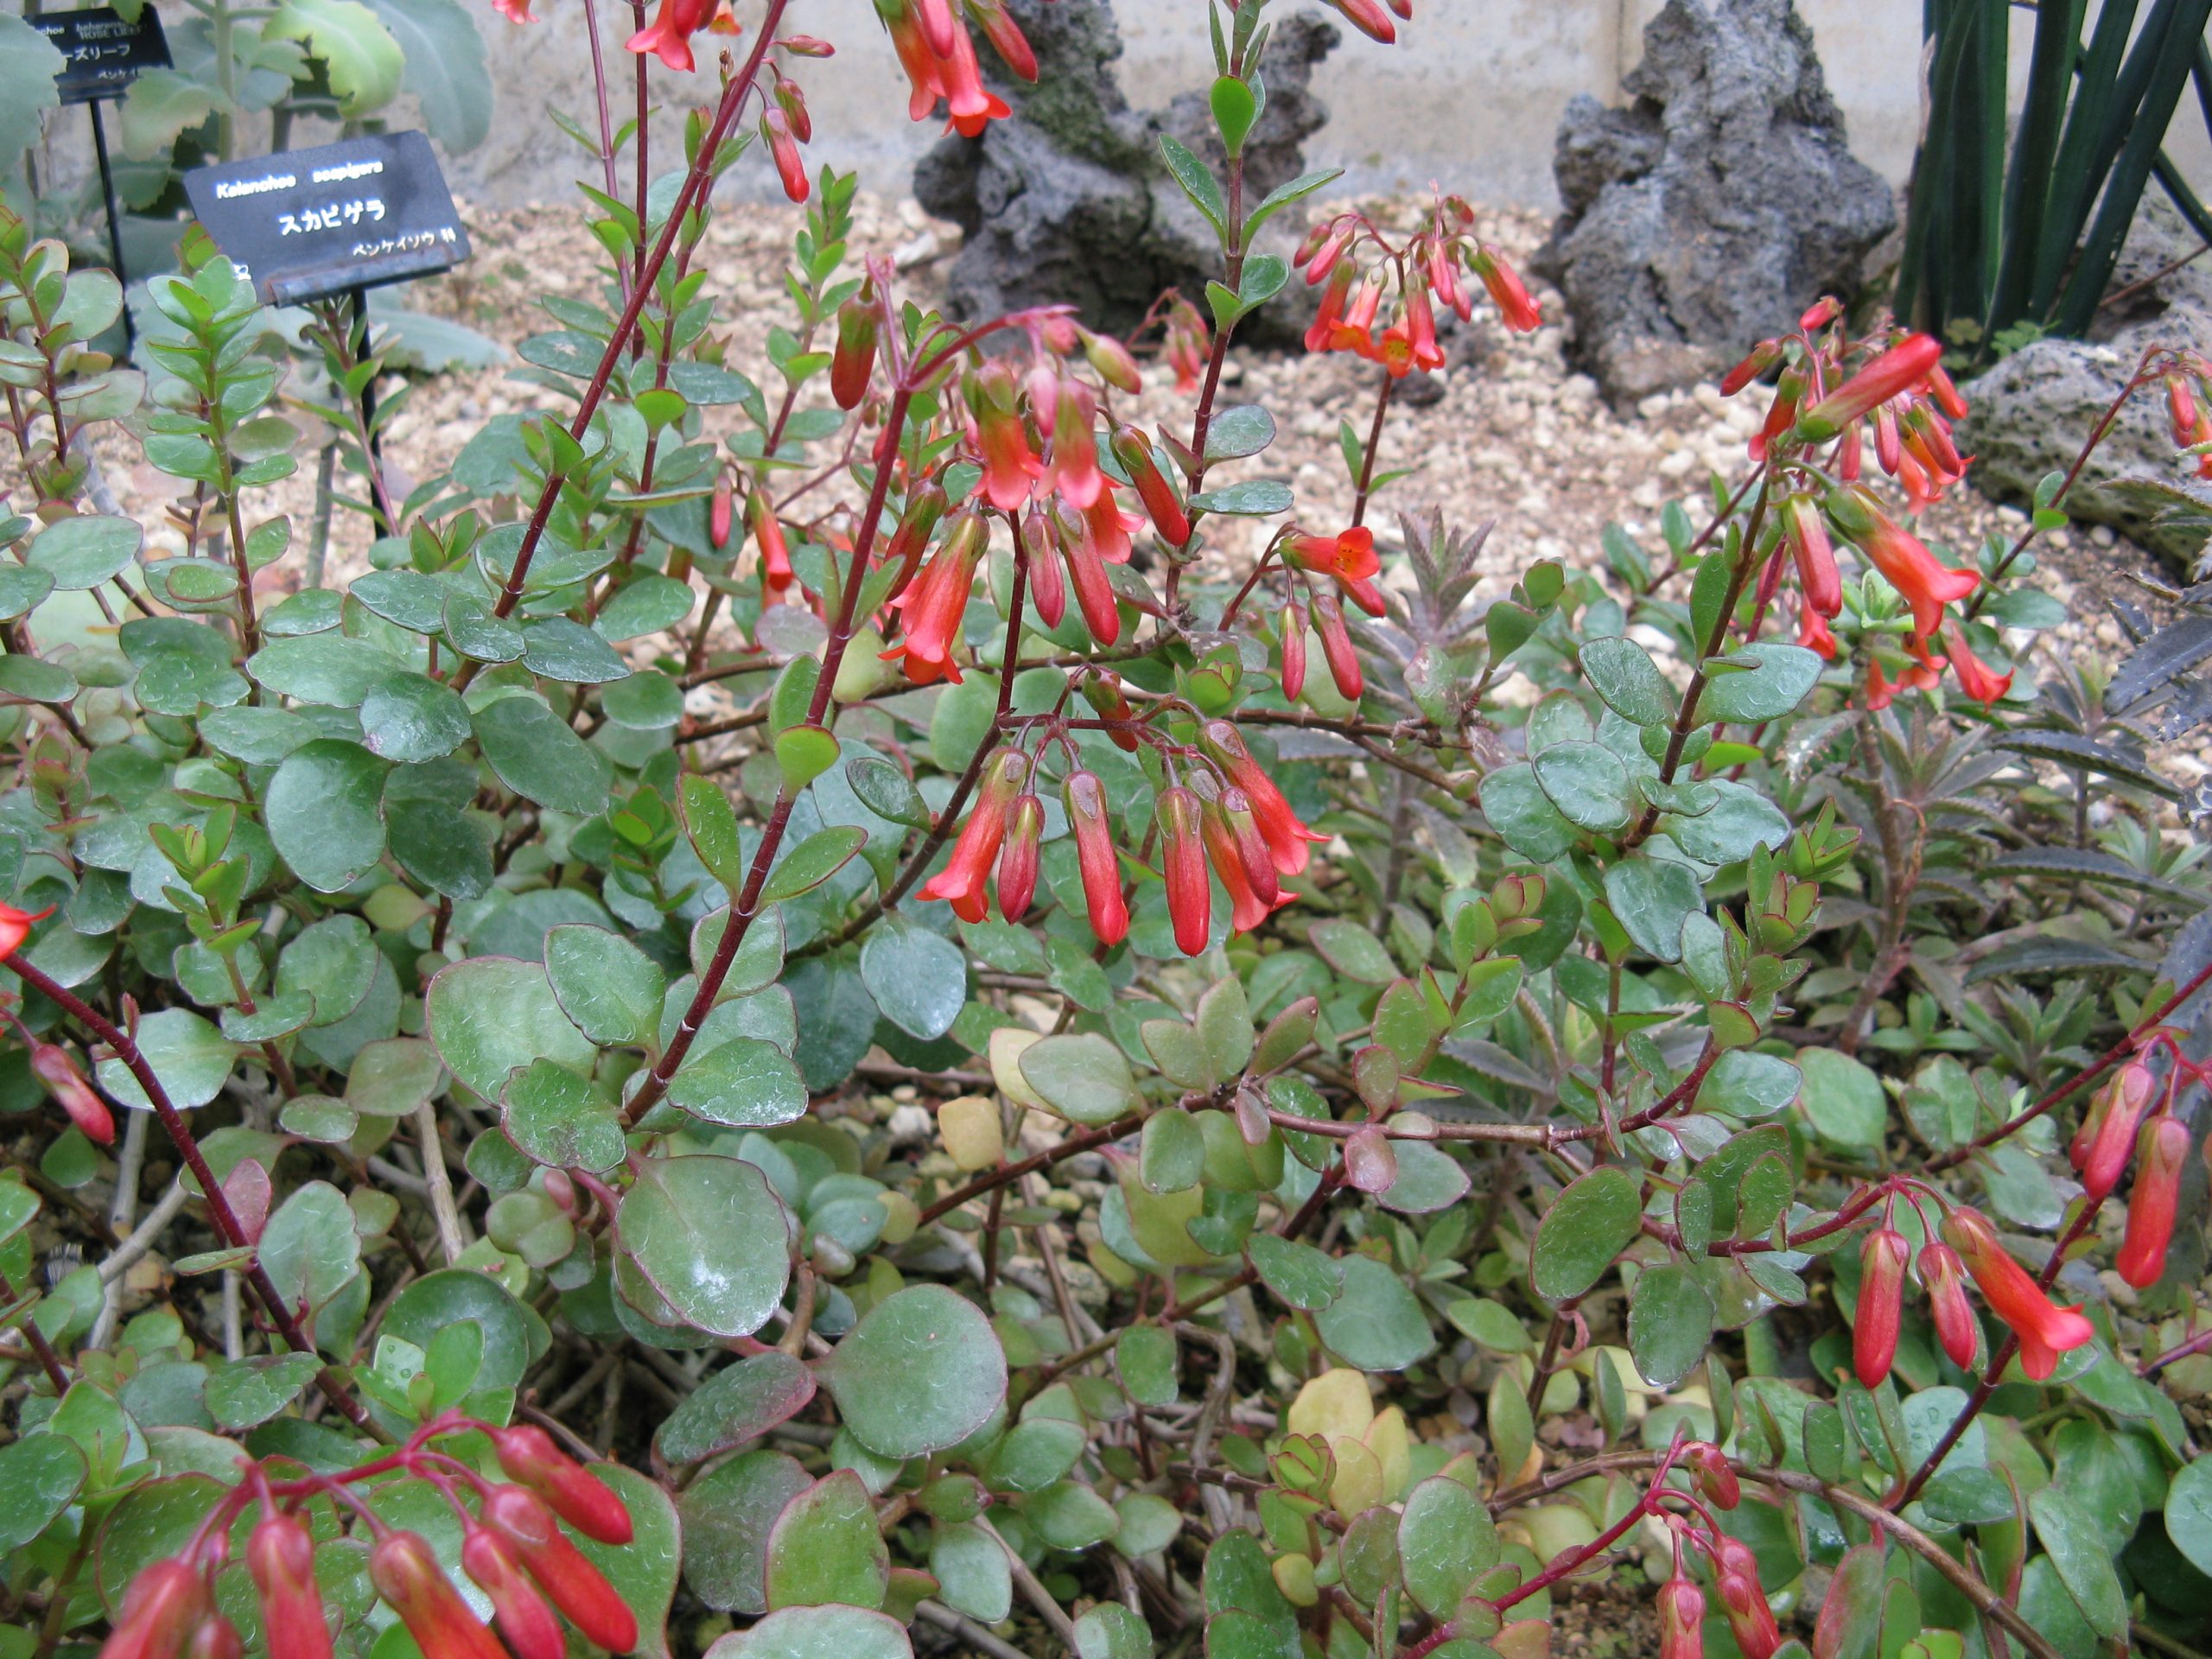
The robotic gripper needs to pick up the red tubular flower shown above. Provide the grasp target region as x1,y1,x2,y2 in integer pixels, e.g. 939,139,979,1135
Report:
1312,590,1363,700
831,299,878,410
1939,619,2012,704
885,510,987,683
1325,0,1398,41
1751,365,1803,461
492,0,535,22
1052,501,1122,646
1942,1206,2095,1381
1084,485,1137,566
0,900,50,957
880,0,948,122
247,1511,332,1659
1796,334,1943,441
997,794,1044,922
1194,780,1281,936
1020,509,1065,628
1469,246,1541,332
967,364,1041,512
1796,599,1837,660
1400,278,1445,374
1854,1226,1910,1388
1825,487,1980,639
1165,302,1209,392
1919,1242,1979,1371
1427,237,1471,321
368,1533,510,1659
1658,1577,1705,1659
1328,270,1386,355
2118,1116,2191,1288
1048,381,1103,510
461,1529,563,1659
488,1426,632,1545
1064,770,1128,945
938,17,1010,137
1304,261,1357,354
880,481,950,602
1783,494,1840,617
1287,525,1379,588
913,0,957,56
33,1042,113,1146
747,492,792,599
2077,1059,2155,1202
1862,654,1897,711
479,1488,637,1655
1906,404,1964,480
100,1560,209,1659
1109,425,1191,545
185,1618,240,1659
918,747,1028,924
625,0,715,72
1158,786,1211,957
1281,602,1308,702
709,477,734,550
1199,720,1325,878
2171,375,2200,447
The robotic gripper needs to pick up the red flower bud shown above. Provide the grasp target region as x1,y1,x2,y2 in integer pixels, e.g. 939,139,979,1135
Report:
480,1487,637,1655
1109,425,1191,545
2077,1060,2156,1202
1052,499,1122,646
2118,1115,2191,1288
966,362,1043,512
1719,340,1781,397
247,1510,332,1659
1918,1242,1978,1371
885,508,987,683
1783,494,1840,619
488,1425,633,1546
1796,334,1942,441
1658,1577,1705,1659
748,492,793,599
32,1041,114,1146
918,747,1028,924
1799,296,1842,331
1324,0,1397,42
1685,1442,1738,1510
99,1560,209,1659
709,477,734,550
997,794,1044,923
1048,381,1104,511
831,299,878,410
2171,375,2201,448
368,1532,509,1659
1717,1565,1781,1659
1078,672,1141,753
881,481,950,602
1942,1206,2095,1381
1194,779,1281,936
1158,786,1211,957
1020,508,1065,628
1311,589,1363,701
1065,770,1128,947
1082,328,1142,394
1854,1226,1910,1388
461,1528,565,1659
1467,246,1541,333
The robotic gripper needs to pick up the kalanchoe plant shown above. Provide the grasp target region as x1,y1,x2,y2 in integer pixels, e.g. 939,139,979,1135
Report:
4,4,2212,1659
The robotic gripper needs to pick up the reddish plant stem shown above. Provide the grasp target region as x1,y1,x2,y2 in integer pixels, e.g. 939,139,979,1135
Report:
1928,957,2212,1171
9,954,377,1433
579,0,627,292
0,1268,71,1392
1350,368,1395,528
466,5,791,640
631,0,650,299
917,1116,1141,1227
2145,1324,2212,1377
624,384,916,1123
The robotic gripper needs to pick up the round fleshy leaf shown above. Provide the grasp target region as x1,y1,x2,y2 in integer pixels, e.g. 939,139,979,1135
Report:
426,957,595,1101
702,1605,912,1659
617,1154,792,1339
818,1284,1005,1459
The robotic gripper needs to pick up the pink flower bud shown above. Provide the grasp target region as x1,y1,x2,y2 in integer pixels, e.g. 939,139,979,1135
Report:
1919,1242,1978,1371
368,1533,509,1659
99,1560,209,1659
247,1510,332,1659
1658,1577,1705,1659
33,1041,114,1146
1065,770,1128,947
1311,589,1363,701
488,1425,633,1545
1020,508,1065,627
997,794,1044,923
1158,786,1211,957
479,1487,638,1655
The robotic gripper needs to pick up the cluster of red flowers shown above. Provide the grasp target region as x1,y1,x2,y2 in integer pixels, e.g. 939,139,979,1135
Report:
881,327,1193,683
1625,1440,1785,1659
1275,525,1380,701
1294,199,1542,378
102,1423,636,1659
877,0,1034,137
1727,317,2012,707
918,716,1323,953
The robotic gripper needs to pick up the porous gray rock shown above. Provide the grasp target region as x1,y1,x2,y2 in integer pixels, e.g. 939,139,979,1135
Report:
912,0,1338,343
1960,198,2212,571
1540,0,1895,409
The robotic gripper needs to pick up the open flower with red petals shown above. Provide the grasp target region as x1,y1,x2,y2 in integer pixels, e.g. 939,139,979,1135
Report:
1942,1206,2095,1381
884,510,988,683
626,0,715,72
1199,721,1327,877
1825,486,1980,639
918,747,1029,923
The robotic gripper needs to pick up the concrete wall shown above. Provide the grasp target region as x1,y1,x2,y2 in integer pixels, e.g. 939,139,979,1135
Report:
441,0,2212,211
